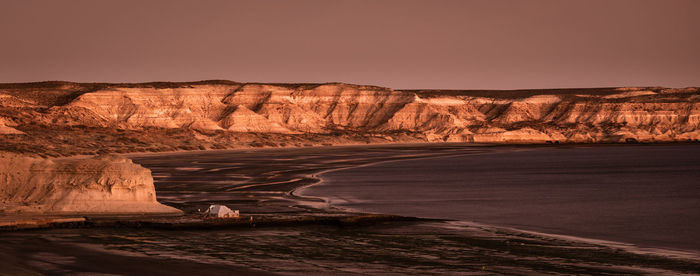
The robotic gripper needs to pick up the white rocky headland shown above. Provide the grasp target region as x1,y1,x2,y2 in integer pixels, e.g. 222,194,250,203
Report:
0,153,181,215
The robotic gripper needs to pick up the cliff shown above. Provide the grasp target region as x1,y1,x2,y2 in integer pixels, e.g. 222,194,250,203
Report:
0,81,698,156
0,153,181,214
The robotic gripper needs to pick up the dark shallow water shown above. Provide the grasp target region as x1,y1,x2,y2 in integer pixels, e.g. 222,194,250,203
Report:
3,144,700,275
300,145,700,252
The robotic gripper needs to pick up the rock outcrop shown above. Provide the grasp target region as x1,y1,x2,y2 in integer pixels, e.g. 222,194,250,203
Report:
0,153,181,214
0,81,698,156
0,118,24,135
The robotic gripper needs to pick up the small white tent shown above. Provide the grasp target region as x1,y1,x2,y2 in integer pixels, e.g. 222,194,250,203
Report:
206,204,240,218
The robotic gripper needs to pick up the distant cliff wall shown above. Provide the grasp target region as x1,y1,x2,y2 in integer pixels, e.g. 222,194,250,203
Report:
42,83,700,143
1,81,699,156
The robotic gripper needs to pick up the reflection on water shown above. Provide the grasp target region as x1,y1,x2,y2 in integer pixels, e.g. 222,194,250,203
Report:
302,145,700,252
3,145,700,275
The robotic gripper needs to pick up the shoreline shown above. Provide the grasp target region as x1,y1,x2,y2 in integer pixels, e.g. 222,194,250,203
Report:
8,144,700,234
3,143,700,274
299,144,700,257
290,147,513,211
47,139,700,161
2,143,489,231
445,220,700,262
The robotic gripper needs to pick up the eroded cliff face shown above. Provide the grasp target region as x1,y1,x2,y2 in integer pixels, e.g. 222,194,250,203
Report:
0,153,181,214
0,81,698,156
0,117,23,135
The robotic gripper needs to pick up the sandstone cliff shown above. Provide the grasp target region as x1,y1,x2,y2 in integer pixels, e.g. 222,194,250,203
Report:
0,117,23,135
0,81,698,156
0,153,181,214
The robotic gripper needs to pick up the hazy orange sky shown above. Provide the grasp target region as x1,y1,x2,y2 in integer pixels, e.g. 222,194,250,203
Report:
1,0,699,89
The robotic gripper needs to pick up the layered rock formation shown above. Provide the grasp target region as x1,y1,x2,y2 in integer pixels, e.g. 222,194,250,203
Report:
0,118,23,135
0,81,698,156
0,153,181,214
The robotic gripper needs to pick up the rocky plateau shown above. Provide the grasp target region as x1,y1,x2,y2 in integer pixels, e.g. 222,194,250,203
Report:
0,80,698,215
0,81,698,157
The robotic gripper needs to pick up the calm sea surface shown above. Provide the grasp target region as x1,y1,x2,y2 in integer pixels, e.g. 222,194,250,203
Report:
3,145,700,274
300,145,700,252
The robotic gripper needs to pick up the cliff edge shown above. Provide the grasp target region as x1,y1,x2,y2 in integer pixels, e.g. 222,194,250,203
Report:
0,153,181,215
0,81,698,156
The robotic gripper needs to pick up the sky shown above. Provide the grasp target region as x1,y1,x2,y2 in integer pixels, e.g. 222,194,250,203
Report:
1,0,699,89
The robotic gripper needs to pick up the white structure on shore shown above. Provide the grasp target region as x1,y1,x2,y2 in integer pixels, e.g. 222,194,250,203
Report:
206,205,240,218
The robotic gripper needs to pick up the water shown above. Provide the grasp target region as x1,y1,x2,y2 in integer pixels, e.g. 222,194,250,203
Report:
300,145,700,252
3,145,700,274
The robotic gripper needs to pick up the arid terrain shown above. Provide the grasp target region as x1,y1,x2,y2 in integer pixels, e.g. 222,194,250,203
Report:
1,81,698,157
2,80,698,215
2,0,698,273
1,81,700,274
